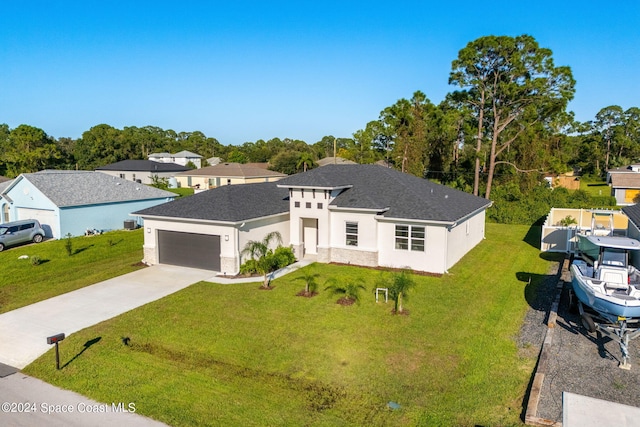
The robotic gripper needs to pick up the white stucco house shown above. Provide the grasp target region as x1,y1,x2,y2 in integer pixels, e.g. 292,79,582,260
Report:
96,160,190,185
148,151,203,169
133,164,491,274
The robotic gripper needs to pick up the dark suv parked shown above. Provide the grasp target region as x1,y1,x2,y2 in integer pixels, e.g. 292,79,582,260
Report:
0,219,46,251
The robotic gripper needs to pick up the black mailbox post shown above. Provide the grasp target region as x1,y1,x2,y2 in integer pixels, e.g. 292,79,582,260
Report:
46,333,65,369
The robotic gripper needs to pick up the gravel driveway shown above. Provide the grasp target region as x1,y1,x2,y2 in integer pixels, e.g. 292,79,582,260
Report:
519,257,640,424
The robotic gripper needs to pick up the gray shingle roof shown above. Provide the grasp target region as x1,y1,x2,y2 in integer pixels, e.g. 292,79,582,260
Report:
10,171,176,207
278,164,491,223
96,160,190,172
133,182,289,222
622,205,640,229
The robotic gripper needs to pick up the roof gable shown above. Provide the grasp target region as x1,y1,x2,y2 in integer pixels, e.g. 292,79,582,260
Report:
134,181,289,222
278,164,491,223
5,171,176,207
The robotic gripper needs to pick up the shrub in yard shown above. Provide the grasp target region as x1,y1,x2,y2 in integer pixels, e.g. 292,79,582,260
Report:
64,233,73,256
30,256,41,266
273,246,296,269
325,278,366,305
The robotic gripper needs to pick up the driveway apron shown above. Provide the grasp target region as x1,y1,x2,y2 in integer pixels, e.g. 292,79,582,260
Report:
0,265,214,369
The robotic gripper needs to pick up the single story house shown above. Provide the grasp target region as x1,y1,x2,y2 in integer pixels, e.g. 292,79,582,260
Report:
96,160,190,185
607,165,640,205
174,162,286,190
134,164,491,274
317,156,356,166
0,170,176,238
148,150,203,169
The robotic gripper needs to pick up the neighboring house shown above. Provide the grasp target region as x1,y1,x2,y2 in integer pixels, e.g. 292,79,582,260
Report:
0,179,14,223
0,171,176,239
317,156,356,166
96,160,190,185
621,204,640,267
174,162,286,190
148,151,203,169
607,165,640,205
134,164,491,274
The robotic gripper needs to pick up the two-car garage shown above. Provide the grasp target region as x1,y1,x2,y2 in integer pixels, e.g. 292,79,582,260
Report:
157,230,221,271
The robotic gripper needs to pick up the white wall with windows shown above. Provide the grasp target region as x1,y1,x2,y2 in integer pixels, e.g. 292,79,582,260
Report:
377,220,448,273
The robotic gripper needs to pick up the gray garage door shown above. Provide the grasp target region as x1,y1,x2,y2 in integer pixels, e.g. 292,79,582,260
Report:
158,230,221,271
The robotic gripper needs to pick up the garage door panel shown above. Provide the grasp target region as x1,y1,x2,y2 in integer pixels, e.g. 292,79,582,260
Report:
17,208,58,238
158,230,221,271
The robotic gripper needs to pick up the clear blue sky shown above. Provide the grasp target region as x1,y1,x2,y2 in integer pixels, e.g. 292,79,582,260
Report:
1,1,638,146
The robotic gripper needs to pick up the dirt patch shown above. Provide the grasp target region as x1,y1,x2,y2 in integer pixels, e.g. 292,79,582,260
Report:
336,297,356,306
296,290,318,298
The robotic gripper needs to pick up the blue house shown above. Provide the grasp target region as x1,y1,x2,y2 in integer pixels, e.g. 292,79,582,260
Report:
0,170,175,238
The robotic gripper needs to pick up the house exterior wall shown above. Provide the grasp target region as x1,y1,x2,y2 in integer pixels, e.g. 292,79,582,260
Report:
445,210,486,270
140,213,289,274
175,175,284,189
377,220,448,273
3,178,61,237
327,210,379,266
287,188,333,259
55,198,171,239
97,170,177,185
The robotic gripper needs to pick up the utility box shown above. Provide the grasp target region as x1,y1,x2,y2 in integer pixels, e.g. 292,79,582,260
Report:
124,220,136,230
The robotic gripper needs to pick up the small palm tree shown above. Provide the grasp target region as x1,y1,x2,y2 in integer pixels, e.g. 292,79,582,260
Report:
295,268,320,297
241,231,283,288
389,270,415,314
325,278,366,305
296,152,315,172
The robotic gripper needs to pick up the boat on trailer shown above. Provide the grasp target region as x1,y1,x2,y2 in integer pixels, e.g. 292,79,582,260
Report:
570,234,640,369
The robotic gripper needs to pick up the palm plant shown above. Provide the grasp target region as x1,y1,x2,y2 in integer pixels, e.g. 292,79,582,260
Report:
324,277,366,305
295,268,320,296
296,152,315,172
240,231,283,288
389,270,416,314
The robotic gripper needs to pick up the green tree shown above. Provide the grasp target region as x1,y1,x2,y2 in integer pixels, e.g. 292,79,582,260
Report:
4,125,61,176
449,34,575,199
240,231,283,288
296,152,315,172
226,150,248,163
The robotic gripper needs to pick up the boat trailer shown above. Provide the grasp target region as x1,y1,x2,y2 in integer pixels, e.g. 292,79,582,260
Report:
576,300,640,369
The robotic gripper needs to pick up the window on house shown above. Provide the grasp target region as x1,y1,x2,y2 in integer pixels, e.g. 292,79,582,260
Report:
132,174,136,181
411,227,425,251
395,225,409,250
395,225,425,251
317,203,323,209
306,202,312,208
227,179,231,185
119,173,125,179
346,222,358,246
294,201,300,208
2,205,9,222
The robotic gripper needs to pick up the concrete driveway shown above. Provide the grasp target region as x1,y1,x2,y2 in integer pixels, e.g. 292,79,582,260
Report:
0,264,214,369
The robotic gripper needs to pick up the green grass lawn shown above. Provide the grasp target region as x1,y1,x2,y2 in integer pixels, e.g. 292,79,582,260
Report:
0,229,145,314
579,177,609,197
23,224,560,426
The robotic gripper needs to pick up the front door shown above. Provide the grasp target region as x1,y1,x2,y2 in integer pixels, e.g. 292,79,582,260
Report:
302,218,318,255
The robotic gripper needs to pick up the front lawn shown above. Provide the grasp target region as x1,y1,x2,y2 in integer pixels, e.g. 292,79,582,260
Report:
24,224,559,426
0,229,145,314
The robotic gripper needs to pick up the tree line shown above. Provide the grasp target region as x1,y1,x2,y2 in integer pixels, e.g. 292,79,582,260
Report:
1,34,639,213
